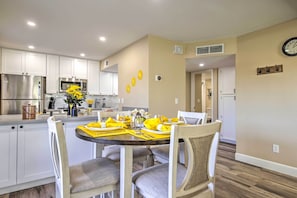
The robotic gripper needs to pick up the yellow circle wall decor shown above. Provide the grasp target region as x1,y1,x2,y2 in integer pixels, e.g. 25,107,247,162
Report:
126,84,131,93
137,70,143,80
131,77,136,86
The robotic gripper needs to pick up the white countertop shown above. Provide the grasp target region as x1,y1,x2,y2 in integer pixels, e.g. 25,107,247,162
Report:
0,112,98,125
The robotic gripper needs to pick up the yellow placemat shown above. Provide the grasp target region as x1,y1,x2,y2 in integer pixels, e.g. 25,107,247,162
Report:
77,125,129,138
127,129,170,140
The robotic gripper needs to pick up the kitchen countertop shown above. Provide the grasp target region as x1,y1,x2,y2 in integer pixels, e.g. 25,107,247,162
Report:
0,112,98,125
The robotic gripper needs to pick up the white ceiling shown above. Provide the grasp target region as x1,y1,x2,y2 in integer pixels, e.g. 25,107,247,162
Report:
0,0,297,71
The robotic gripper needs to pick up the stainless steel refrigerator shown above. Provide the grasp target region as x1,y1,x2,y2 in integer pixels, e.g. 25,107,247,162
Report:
0,74,45,115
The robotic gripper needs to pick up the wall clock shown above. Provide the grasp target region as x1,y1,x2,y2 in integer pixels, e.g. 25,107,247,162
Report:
282,37,297,56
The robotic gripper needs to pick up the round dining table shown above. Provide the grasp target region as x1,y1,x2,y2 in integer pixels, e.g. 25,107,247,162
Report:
75,128,170,198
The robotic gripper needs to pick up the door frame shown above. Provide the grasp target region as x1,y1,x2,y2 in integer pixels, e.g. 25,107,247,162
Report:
190,69,216,122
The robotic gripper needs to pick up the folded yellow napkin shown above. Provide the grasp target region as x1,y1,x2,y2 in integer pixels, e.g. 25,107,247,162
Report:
106,117,116,123
117,115,131,122
170,117,179,122
86,122,101,128
77,125,128,138
160,115,168,122
143,118,161,130
157,124,171,132
86,119,127,129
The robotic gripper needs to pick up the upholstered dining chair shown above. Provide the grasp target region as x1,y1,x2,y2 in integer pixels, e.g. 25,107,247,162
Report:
132,121,222,198
151,111,207,164
97,111,154,168
47,116,120,198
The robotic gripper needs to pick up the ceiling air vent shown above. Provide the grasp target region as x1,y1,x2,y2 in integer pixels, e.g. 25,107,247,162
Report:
196,44,224,55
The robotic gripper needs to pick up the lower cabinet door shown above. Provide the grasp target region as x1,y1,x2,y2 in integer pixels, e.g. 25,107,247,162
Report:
0,125,17,188
17,123,54,183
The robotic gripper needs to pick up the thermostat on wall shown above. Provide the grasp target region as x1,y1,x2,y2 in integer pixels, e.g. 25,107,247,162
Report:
155,75,162,81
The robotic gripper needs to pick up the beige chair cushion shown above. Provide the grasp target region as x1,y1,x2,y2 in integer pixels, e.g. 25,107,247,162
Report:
70,158,120,193
132,163,187,198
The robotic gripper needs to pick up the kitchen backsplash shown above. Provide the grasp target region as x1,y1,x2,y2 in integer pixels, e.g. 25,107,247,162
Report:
44,94,119,111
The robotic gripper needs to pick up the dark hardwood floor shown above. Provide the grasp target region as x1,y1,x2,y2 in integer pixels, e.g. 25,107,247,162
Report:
1,142,297,198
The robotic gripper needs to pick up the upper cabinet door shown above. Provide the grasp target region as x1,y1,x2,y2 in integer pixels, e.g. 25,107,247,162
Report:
1,48,25,75
1,48,46,76
25,52,46,76
59,57,87,79
219,66,236,95
99,71,113,95
59,57,74,78
73,59,87,79
87,60,100,95
46,55,59,93
113,73,118,95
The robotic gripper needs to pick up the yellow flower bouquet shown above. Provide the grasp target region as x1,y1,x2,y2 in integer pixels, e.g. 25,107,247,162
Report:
64,85,85,106
64,85,85,116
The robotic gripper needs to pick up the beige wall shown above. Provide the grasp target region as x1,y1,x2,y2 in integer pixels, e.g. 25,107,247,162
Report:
102,37,149,109
148,35,186,117
236,19,297,167
104,35,186,117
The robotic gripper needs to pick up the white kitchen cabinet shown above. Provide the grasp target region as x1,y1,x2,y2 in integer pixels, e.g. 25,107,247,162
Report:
218,66,236,143
219,95,236,143
219,66,236,95
46,55,60,93
60,56,88,79
63,121,95,166
17,123,54,183
1,48,46,76
99,71,113,95
87,60,100,95
0,125,17,188
113,73,118,95
99,71,118,95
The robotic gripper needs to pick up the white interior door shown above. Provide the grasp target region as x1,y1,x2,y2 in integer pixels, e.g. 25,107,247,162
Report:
219,95,236,143
218,66,236,143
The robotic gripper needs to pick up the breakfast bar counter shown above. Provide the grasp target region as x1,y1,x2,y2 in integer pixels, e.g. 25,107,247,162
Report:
0,113,98,125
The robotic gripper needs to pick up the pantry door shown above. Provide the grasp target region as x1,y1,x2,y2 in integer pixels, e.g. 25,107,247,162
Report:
218,66,236,143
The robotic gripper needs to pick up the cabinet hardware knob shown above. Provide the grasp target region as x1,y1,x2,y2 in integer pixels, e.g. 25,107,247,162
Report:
20,125,23,129
11,126,15,129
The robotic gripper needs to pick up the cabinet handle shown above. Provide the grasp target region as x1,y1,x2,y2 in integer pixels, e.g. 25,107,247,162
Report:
20,125,23,129
11,126,15,129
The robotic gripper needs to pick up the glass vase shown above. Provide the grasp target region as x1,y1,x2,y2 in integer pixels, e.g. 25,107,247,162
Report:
71,104,78,117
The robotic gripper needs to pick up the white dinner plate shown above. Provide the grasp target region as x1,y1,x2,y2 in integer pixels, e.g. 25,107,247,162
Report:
142,128,171,135
85,125,122,131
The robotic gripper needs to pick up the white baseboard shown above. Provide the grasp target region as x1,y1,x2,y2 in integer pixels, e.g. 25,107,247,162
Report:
220,137,236,145
235,153,297,178
0,177,54,195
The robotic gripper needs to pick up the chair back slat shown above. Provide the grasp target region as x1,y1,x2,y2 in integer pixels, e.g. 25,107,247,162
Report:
168,121,222,197
177,111,207,125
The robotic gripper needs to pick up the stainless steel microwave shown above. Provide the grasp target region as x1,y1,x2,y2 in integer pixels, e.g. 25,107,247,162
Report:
59,78,87,93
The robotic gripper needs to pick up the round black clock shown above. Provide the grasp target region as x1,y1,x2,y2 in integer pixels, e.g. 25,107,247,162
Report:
282,37,297,56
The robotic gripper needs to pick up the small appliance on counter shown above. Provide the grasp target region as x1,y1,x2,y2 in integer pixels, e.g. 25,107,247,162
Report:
48,97,55,109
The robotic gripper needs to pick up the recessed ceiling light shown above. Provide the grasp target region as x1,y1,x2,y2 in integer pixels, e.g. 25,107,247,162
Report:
199,63,205,67
28,45,35,49
80,53,85,57
99,36,106,42
27,21,36,27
